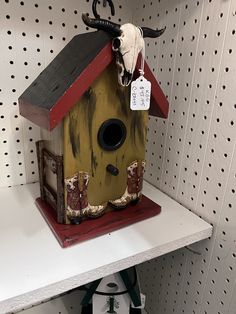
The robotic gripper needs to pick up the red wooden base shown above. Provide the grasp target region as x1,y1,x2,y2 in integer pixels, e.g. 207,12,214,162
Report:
35,196,161,248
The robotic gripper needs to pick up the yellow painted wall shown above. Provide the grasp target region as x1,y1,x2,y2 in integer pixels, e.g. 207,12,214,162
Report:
63,62,148,206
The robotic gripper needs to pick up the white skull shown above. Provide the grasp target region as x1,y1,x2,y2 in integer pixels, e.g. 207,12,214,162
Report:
112,23,144,87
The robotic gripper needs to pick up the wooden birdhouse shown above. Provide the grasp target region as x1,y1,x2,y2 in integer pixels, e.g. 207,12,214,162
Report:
19,30,168,247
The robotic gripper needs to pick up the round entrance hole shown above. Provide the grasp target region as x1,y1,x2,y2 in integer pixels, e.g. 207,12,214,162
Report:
98,119,126,151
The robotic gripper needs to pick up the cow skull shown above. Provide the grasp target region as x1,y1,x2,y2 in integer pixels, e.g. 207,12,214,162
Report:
82,14,165,86
112,24,144,86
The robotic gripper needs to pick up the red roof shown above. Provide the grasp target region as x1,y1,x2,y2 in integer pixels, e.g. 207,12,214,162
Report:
19,31,169,130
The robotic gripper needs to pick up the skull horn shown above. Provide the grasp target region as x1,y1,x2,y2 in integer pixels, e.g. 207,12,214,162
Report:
141,26,166,38
82,14,121,36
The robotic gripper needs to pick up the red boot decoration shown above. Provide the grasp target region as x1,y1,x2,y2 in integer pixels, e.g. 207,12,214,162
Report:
109,160,146,209
65,172,107,224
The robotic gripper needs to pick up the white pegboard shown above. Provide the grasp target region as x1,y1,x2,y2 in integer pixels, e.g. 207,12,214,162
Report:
1,0,236,314
0,0,133,188
135,0,236,314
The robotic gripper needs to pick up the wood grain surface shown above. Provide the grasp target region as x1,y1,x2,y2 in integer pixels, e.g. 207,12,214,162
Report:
36,196,161,248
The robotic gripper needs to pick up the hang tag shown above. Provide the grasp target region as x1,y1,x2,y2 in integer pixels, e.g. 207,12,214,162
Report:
130,76,151,111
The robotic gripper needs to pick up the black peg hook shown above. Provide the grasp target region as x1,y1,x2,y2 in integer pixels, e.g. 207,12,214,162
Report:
92,0,115,19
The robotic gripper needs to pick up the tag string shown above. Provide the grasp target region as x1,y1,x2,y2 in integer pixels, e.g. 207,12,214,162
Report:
138,27,145,76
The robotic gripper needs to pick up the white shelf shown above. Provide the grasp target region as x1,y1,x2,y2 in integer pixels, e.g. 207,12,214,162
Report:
0,182,212,313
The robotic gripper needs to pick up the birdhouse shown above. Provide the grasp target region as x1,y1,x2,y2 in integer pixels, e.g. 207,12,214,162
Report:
19,29,168,246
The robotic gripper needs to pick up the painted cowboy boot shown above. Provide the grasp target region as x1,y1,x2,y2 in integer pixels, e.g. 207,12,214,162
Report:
78,172,107,218
65,173,81,224
109,160,146,209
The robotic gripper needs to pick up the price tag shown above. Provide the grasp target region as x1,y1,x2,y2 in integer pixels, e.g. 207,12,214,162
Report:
130,76,151,111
